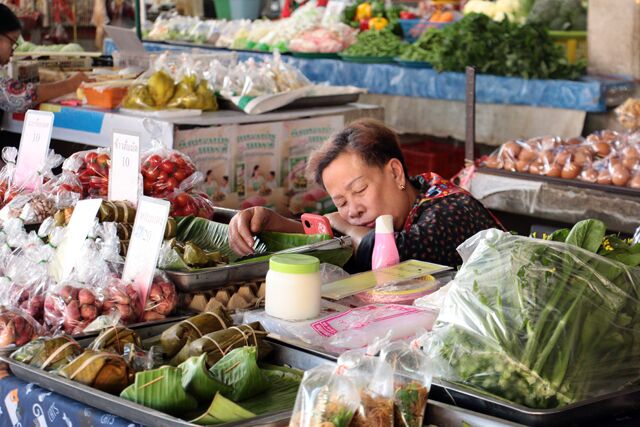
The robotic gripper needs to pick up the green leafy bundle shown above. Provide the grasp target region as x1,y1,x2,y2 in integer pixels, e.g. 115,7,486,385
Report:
427,220,640,409
414,13,585,79
342,30,408,58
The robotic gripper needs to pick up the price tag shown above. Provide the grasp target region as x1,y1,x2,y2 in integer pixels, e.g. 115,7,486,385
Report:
122,196,170,307
49,199,103,283
109,131,141,205
14,110,54,191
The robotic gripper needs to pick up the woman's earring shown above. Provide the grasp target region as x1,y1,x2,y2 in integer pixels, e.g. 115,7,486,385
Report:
400,184,406,191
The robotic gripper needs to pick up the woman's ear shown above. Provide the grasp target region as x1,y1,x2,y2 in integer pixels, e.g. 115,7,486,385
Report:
387,158,406,186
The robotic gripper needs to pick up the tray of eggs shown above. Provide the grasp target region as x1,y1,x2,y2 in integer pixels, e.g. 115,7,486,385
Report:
481,130,640,193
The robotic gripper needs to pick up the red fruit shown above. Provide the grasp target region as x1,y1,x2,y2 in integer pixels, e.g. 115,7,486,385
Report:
160,160,176,174
174,193,190,207
89,176,108,189
84,151,98,164
152,181,166,196
143,181,153,194
157,171,169,182
146,155,162,167
96,153,111,168
173,169,187,182
142,168,160,181
165,177,178,192
86,163,103,176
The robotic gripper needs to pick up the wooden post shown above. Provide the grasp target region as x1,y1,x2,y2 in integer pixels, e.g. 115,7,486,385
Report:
465,66,476,164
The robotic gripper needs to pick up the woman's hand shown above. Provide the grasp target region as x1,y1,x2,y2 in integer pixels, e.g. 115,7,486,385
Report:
67,72,91,89
325,212,373,250
229,207,274,256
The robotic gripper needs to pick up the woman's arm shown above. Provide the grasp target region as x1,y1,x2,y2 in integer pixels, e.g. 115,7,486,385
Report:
325,212,371,249
36,72,89,104
229,207,304,256
1,73,89,113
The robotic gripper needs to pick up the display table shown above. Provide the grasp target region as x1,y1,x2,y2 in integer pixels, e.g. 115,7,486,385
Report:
468,169,640,234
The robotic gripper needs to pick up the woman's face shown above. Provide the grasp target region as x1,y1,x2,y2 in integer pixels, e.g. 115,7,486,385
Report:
0,30,20,65
322,151,409,230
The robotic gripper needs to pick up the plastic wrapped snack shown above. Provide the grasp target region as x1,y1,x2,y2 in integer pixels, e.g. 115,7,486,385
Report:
0,146,18,208
0,306,42,348
166,173,215,219
141,134,197,198
425,222,640,409
44,281,105,335
11,335,82,371
43,154,84,208
103,278,143,325
69,148,111,198
142,272,178,322
380,337,433,427
290,364,360,427
615,98,640,131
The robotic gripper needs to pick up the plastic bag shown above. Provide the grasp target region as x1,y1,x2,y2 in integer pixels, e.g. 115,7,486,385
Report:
44,281,105,335
166,173,215,219
141,123,197,198
3,256,50,324
0,146,18,207
143,271,178,321
615,98,640,131
425,227,640,409
103,277,143,325
43,154,84,208
350,275,441,306
68,148,111,198
337,344,395,427
380,336,433,427
0,306,43,348
289,364,360,427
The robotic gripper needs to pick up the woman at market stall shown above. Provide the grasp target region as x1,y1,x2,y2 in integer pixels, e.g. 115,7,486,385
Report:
229,119,501,271
0,4,90,113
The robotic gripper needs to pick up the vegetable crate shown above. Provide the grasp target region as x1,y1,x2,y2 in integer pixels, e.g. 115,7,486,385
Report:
399,19,452,43
401,140,465,179
549,31,587,64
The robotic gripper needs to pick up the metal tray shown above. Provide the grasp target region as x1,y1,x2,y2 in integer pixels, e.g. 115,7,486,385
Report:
166,236,352,292
430,379,640,426
2,320,334,427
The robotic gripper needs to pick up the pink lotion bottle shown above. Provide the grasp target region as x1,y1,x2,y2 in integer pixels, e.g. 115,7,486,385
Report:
372,214,400,270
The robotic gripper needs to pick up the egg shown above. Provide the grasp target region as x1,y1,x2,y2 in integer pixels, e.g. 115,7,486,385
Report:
597,170,612,185
484,155,501,169
502,140,522,159
518,147,538,162
611,165,630,186
546,165,562,177
593,141,612,157
529,162,543,175
629,175,640,189
515,159,530,173
580,168,598,183
561,162,581,179
573,150,591,167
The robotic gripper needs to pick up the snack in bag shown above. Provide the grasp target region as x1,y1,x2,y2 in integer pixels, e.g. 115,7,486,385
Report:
11,335,82,371
0,306,42,348
143,272,179,321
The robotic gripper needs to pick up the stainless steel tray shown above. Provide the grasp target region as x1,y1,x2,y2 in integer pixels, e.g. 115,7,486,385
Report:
166,236,352,292
430,379,640,426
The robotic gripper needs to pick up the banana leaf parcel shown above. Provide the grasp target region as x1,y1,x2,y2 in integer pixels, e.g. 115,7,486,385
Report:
426,223,640,409
179,354,231,402
160,309,232,358
89,326,142,354
188,322,271,366
11,335,82,371
209,346,269,402
58,350,133,394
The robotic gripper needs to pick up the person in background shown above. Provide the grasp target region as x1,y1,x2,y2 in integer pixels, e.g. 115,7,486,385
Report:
229,119,502,272
0,4,90,113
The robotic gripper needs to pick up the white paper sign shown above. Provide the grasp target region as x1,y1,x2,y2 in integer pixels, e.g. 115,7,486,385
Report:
109,131,141,205
14,110,54,190
49,199,103,282
122,196,170,306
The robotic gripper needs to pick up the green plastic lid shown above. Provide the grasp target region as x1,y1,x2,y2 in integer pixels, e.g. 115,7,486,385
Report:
269,254,320,275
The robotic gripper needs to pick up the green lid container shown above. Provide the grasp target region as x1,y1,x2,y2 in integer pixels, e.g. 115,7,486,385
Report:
269,254,320,275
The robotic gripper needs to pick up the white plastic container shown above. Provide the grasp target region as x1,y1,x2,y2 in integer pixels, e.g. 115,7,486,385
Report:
265,254,321,321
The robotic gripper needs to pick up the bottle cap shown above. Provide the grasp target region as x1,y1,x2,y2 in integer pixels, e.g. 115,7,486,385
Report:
375,215,394,234
270,254,320,274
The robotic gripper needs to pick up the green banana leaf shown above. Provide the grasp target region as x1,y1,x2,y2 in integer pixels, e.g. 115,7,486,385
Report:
179,355,231,402
190,393,255,425
120,366,198,415
209,347,269,402
240,365,302,415
168,216,352,270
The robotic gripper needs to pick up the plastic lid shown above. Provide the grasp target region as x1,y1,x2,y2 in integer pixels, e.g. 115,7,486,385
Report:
375,215,394,234
269,254,320,275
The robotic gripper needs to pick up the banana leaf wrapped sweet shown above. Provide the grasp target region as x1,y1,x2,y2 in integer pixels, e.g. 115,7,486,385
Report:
11,335,82,371
188,322,271,367
88,326,142,354
58,350,133,394
209,346,269,402
160,309,232,359
179,354,231,402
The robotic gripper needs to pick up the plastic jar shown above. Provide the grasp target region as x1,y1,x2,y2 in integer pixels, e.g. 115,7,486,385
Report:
265,254,321,321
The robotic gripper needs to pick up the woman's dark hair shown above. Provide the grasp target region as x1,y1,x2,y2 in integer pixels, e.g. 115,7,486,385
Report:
307,119,409,189
0,4,21,34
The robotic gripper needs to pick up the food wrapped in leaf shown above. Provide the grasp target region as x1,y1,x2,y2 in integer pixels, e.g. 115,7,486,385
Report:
11,335,82,371
209,346,269,402
88,326,142,354
160,309,232,358
191,393,255,425
179,354,231,402
58,350,133,394
120,365,198,415
123,343,163,372
189,322,271,367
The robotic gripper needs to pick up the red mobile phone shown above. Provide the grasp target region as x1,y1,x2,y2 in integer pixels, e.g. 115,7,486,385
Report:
301,213,334,238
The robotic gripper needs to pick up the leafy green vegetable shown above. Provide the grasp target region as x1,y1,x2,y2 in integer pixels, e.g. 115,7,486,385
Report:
414,13,585,80
342,29,408,58
428,219,640,409
528,0,587,31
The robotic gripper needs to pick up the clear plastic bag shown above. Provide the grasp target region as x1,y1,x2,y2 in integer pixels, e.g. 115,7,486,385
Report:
68,148,111,198
0,306,43,348
43,154,84,208
44,281,105,335
0,147,18,208
425,227,640,409
166,173,215,219
615,98,640,131
143,271,178,321
380,336,433,427
102,277,143,325
289,364,360,427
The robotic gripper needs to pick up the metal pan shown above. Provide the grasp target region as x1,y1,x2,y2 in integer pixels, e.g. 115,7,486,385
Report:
430,379,640,426
166,236,352,292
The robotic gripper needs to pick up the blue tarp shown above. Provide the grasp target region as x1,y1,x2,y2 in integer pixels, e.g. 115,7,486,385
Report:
104,39,634,112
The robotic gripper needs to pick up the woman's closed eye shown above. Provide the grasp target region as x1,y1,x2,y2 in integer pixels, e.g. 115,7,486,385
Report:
353,185,367,194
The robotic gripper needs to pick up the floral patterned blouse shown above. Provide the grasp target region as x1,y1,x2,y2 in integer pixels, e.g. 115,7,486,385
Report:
0,69,37,113
353,172,501,271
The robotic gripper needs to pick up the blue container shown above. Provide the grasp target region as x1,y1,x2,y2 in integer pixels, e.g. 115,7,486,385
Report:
214,0,262,20
400,19,451,43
